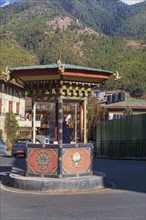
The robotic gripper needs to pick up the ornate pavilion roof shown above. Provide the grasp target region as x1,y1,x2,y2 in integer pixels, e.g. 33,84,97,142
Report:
6,63,114,99
9,63,114,85
10,63,113,73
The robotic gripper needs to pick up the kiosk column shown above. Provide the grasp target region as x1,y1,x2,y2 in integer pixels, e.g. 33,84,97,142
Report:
84,98,88,144
58,98,63,177
32,99,36,143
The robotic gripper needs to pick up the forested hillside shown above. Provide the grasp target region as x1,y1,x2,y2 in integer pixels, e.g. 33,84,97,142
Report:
0,0,146,96
1,0,145,36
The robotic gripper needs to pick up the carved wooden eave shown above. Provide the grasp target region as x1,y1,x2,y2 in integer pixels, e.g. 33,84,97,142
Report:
8,63,114,100
24,80,94,100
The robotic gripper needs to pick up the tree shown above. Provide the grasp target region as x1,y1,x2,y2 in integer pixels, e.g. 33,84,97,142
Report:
123,105,133,117
4,112,19,148
88,97,107,141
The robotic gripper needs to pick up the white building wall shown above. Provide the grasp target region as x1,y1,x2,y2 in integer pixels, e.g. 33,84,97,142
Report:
0,92,25,115
0,116,5,130
0,91,25,140
0,116,6,141
19,99,25,116
13,99,16,113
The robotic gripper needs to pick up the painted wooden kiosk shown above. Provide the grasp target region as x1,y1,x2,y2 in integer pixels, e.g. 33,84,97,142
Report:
6,62,114,192
9,63,113,178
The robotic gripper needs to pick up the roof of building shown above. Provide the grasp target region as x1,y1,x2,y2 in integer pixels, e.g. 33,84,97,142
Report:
8,63,114,86
9,63,114,74
104,99,146,110
0,76,23,88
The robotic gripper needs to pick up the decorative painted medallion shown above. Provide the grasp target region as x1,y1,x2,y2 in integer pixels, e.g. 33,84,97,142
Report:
71,152,83,168
36,151,51,171
62,147,91,175
27,148,58,176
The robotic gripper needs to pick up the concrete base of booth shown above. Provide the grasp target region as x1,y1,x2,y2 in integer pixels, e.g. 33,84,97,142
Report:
8,171,105,193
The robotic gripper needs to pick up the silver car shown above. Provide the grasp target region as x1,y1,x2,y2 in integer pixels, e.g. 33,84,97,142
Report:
0,139,8,155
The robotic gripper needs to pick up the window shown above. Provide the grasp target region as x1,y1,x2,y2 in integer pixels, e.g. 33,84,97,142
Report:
9,87,12,95
16,102,19,114
113,114,123,120
0,99,2,113
36,115,40,121
6,86,9,94
9,101,13,112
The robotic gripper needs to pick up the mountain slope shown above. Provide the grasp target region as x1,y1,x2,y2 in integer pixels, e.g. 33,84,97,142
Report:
0,0,145,36
0,37,38,70
0,0,146,95
115,2,146,36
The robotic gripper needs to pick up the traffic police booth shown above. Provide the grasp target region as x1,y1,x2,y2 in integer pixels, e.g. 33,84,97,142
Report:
5,61,114,191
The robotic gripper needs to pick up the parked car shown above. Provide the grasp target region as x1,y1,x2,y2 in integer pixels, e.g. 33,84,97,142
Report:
36,135,54,144
11,138,40,157
0,139,8,156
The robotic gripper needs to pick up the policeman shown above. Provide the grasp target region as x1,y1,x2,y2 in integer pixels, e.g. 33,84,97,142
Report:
63,114,71,143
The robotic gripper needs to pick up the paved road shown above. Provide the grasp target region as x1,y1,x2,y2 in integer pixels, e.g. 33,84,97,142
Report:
0,156,146,220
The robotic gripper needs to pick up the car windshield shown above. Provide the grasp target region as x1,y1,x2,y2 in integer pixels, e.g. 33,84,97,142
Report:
16,139,40,144
16,139,31,143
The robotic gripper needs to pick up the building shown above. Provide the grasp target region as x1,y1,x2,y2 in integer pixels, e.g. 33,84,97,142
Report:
0,77,25,139
103,99,146,120
0,77,41,140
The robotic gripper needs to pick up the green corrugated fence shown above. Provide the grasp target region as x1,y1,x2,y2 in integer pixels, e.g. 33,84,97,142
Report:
95,114,146,159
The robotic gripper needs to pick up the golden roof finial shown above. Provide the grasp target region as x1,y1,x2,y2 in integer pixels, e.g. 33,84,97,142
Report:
113,70,122,80
1,67,11,82
57,50,62,65
57,50,65,73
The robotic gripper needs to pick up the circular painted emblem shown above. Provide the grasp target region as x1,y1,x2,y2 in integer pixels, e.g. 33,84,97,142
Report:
71,152,83,168
59,129,63,133
73,152,81,162
36,151,51,171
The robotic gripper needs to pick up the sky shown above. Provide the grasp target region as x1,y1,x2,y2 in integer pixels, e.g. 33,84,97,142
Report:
121,0,145,4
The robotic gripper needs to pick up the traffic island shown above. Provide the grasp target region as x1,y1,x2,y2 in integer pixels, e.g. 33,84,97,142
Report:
4,62,114,194
8,171,105,193
6,143,106,193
